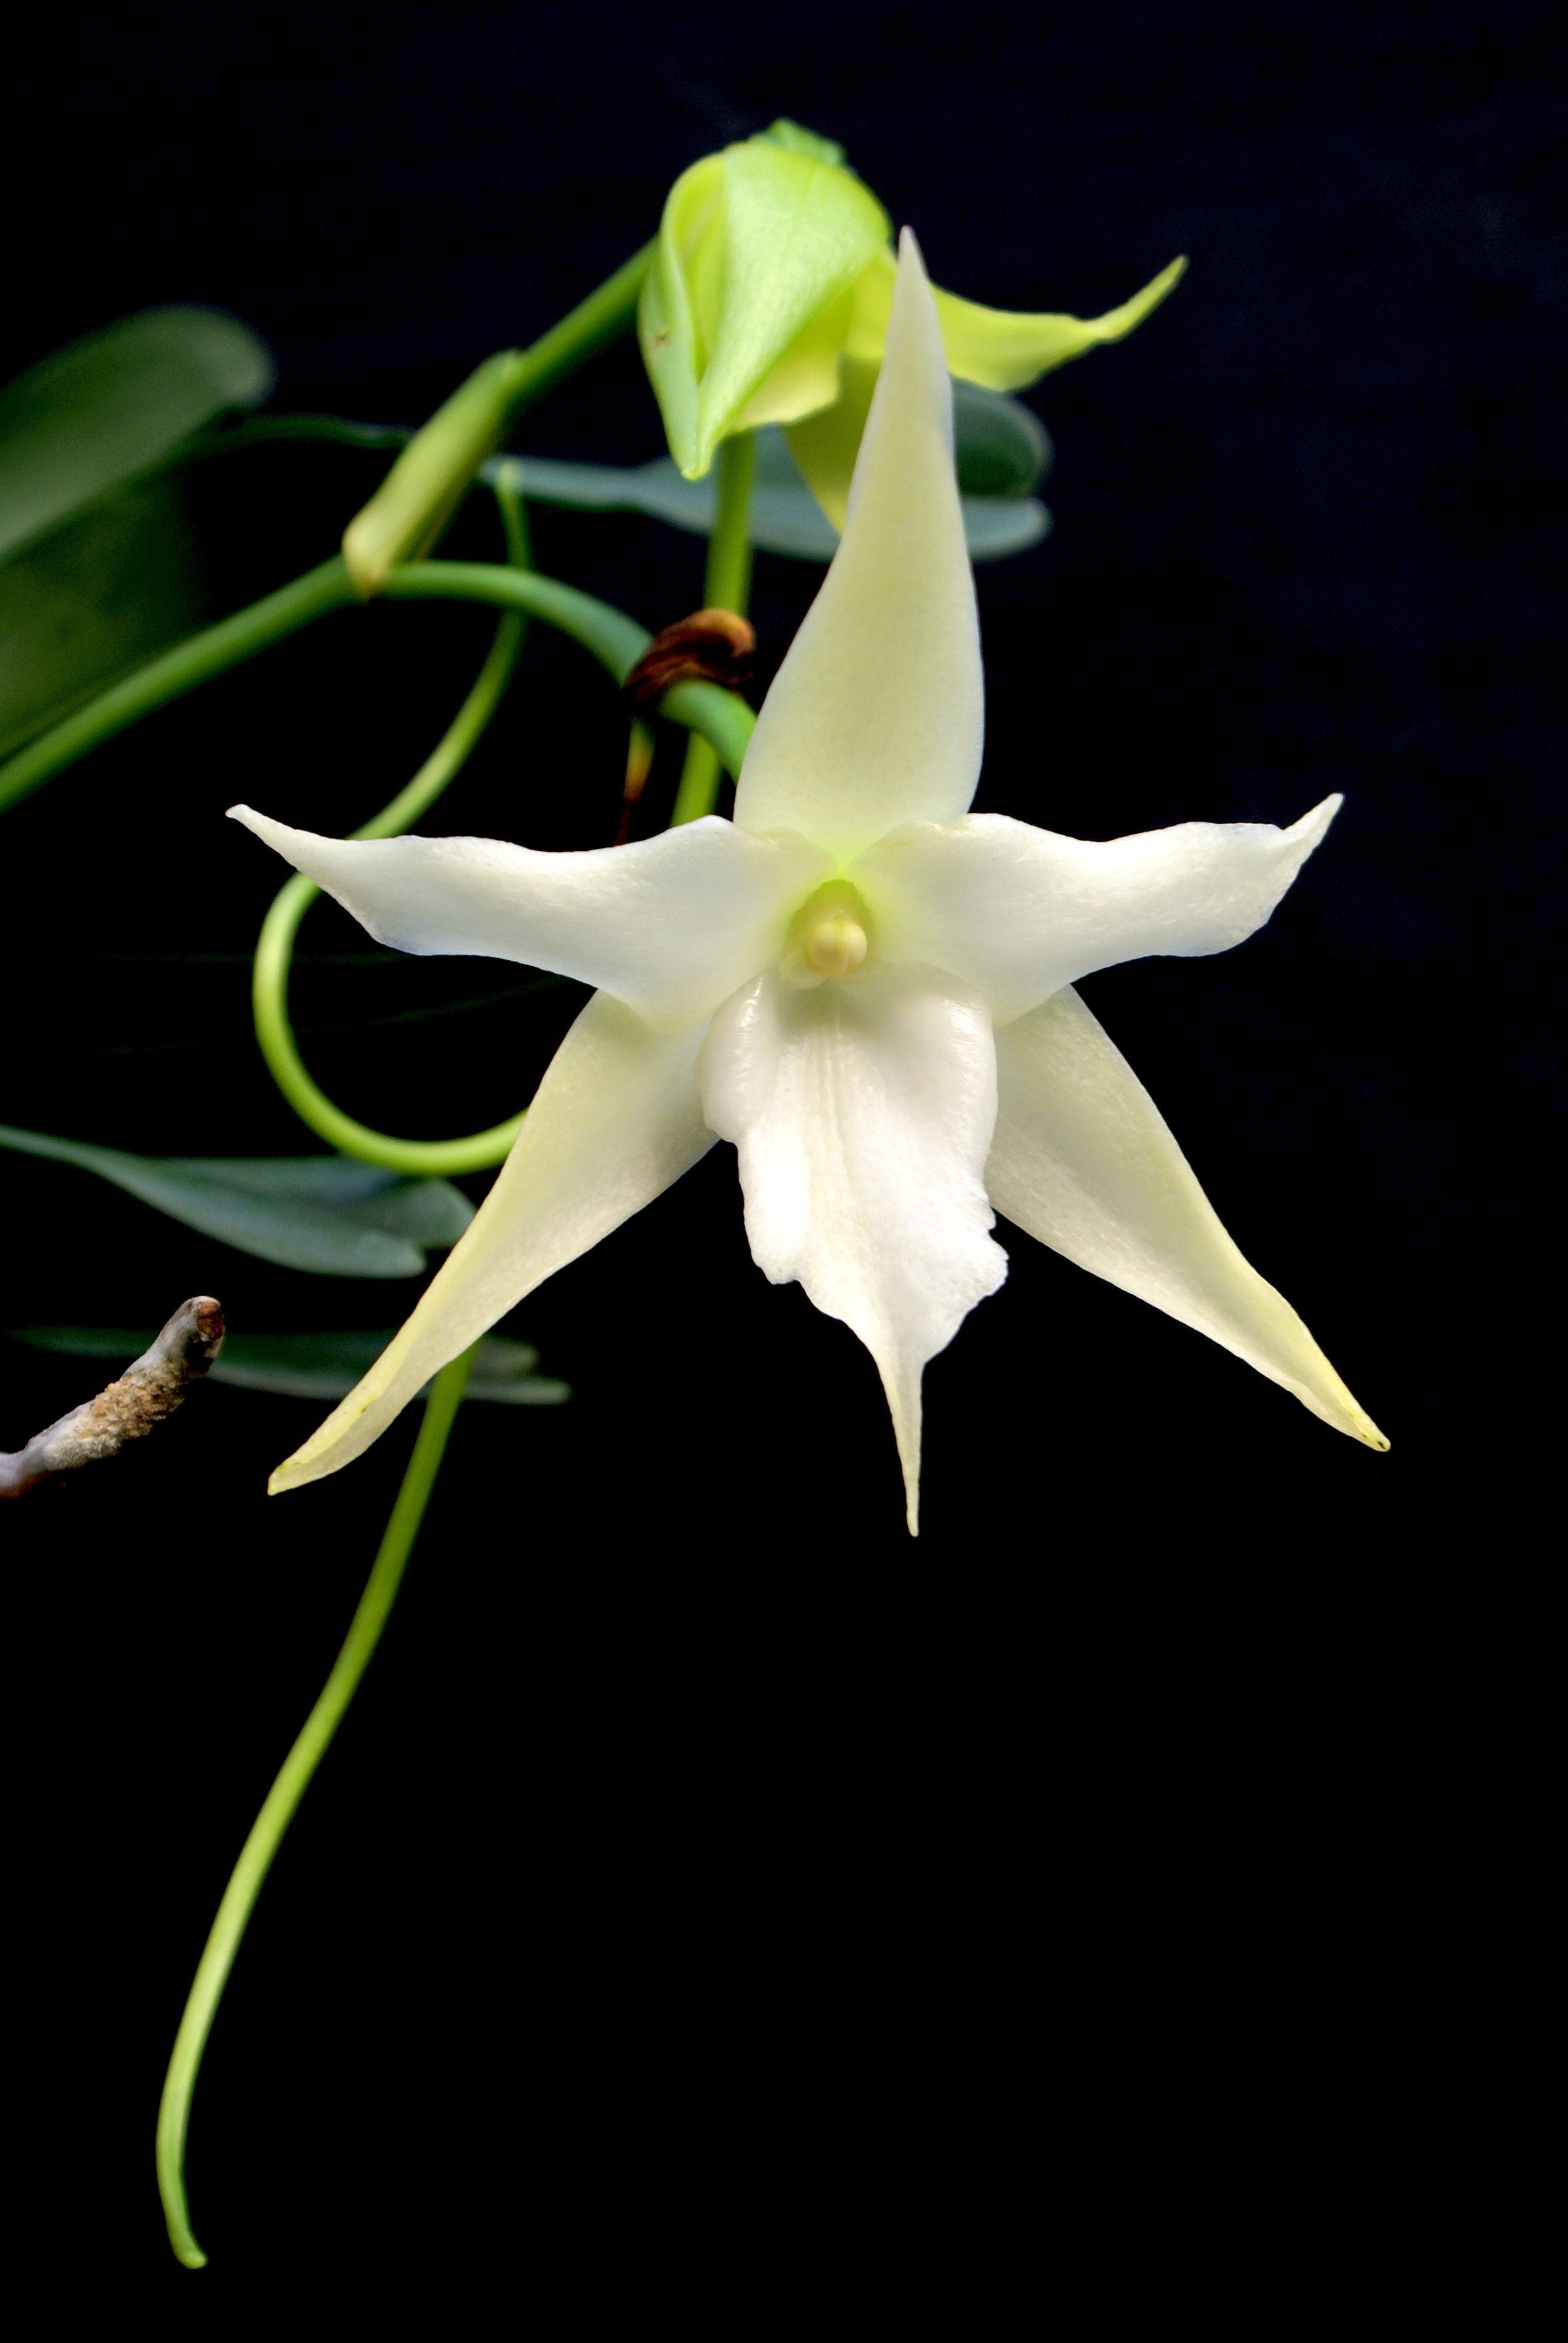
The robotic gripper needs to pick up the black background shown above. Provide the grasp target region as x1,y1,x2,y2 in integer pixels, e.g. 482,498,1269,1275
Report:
4,0,1559,2307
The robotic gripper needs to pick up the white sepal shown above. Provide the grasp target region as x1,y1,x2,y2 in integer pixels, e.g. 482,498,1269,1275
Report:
230,806,829,1033
268,992,714,1491
700,964,1007,1532
732,231,983,858
855,798,1341,1024
987,985,1388,1447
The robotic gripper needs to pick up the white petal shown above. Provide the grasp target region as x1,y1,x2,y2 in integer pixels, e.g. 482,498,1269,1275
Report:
699,965,1007,1532
987,985,1388,1447
731,231,982,857
268,992,713,1491
229,806,829,1033
855,798,1341,1023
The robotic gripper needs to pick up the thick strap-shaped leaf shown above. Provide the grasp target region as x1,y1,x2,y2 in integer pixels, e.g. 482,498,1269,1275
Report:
514,407,1048,563
0,307,273,565
0,473,201,762
0,1124,471,1276
8,1325,568,1406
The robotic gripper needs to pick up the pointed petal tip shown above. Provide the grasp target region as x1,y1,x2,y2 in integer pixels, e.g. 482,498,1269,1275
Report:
269,1443,329,1493
892,1395,924,1536
227,802,283,847
1288,793,1343,853
1316,1385,1388,1452
269,1428,334,1492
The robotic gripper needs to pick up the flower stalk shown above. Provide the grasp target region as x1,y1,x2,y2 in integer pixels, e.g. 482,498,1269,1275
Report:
671,427,756,827
156,1342,479,2270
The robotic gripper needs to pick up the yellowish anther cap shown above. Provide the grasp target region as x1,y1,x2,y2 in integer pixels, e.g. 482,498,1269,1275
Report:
803,913,869,977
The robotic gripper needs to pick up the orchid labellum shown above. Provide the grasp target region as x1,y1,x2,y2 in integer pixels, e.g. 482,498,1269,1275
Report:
234,232,1385,1532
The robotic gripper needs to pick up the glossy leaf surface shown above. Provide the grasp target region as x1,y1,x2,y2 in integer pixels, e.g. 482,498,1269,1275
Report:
9,1324,568,1404
514,409,1048,562
0,306,274,565
0,1126,473,1277
0,473,202,761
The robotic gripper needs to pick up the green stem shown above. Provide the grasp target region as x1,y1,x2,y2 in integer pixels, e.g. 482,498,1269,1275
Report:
181,414,415,462
0,555,754,824
381,558,649,680
250,572,753,1177
497,241,655,420
156,1343,478,2270
379,561,757,774
0,557,355,816
672,430,756,827
252,481,534,1175
175,234,651,488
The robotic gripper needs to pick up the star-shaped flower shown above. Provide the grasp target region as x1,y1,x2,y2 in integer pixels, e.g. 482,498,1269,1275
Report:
233,233,1385,1529
641,120,1184,528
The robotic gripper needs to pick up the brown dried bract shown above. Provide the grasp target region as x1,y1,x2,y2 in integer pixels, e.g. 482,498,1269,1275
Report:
1,1297,225,1498
622,607,756,713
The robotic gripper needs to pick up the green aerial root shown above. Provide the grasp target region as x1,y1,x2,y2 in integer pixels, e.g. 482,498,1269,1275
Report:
155,1345,478,2270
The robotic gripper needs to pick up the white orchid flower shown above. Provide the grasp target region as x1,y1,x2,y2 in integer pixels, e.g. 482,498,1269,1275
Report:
232,232,1386,1531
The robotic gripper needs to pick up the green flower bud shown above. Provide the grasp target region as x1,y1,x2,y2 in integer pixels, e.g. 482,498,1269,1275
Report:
639,122,891,484
642,120,1187,531
342,347,524,597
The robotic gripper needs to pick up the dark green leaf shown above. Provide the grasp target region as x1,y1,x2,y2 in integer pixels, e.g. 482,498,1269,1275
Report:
511,422,1048,563
0,1126,473,1277
8,1324,569,1406
0,472,202,761
0,308,276,759
0,307,275,565
951,380,1052,499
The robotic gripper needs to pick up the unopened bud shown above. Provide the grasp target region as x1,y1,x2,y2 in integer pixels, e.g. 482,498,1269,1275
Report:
342,349,523,598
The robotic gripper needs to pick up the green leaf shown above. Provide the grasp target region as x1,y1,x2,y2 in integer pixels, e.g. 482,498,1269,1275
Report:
951,381,1051,499
0,1126,473,1277
0,308,275,759
0,306,275,565
8,1324,569,1406
0,471,203,761
512,419,1048,563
